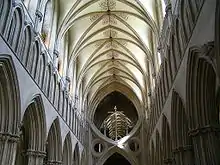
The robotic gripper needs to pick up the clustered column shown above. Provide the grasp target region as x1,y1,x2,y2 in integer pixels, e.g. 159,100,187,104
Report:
189,126,220,164
25,150,46,165
0,132,19,165
173,145,194,165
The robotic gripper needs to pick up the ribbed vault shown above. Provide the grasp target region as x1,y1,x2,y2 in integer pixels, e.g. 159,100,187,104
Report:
56,0,165,115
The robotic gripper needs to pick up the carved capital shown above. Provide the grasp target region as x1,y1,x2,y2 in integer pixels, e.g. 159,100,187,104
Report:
25,149,46,158
173,145,192,153
46,160,63,165
188,125,220,137
0,132,20,142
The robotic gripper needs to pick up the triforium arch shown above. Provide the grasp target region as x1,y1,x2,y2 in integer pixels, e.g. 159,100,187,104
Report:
0,55,21,164
0,0,12,35
62,132,72,165
97,146,137,165
171,90,194,165
15,94,47,165
186,42,220,164
44,117,62,164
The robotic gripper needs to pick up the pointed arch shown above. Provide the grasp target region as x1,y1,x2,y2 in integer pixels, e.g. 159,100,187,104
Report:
29,40,41,76
63,132,72,165
155,130,163,165
0,55,21,164
23,95,47,151
0,0,11,35
35,52,47,88
6,7,24,52
171,90,194,164
15,94,47,164
90,82,142,117
186,42,218,129
186,42,220,164
73,143,80,165
161,114,172,164
0,55,20,134
20,25,33,65
44,117,62,164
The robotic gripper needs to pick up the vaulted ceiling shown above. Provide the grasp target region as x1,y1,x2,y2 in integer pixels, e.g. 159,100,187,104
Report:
56,0,165,109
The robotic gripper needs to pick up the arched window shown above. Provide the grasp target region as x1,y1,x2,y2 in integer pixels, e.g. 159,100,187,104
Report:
41,0,53,48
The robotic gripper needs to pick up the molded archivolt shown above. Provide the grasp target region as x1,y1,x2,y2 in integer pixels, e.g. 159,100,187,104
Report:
22,95,46,152
0,0,12,35
186,42,220,164
0,55,20,135
186,42,218,129
89,82,142,114
15,95,47,164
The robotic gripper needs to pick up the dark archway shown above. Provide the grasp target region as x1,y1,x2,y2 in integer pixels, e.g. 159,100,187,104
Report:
94,91,138,140
103,153,131,165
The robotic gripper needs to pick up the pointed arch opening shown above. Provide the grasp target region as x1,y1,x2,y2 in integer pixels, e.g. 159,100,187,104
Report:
171,90,194,164
0,56,21,164
62,133,72,165
15,95,47,165
0,56,20,134
73,143,80,165
94,91,138,141
44,118,62,164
